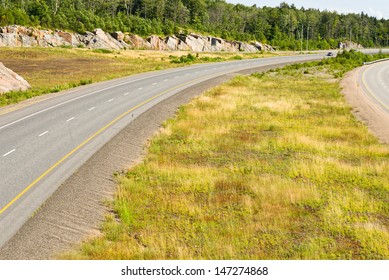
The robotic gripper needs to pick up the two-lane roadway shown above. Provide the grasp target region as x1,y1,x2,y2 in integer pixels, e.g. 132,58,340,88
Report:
359,60,389,113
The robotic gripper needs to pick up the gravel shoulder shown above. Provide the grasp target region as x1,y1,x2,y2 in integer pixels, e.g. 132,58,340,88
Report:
341,66,389,144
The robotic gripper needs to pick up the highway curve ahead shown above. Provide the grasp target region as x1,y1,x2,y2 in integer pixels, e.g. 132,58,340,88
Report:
0,54,325,250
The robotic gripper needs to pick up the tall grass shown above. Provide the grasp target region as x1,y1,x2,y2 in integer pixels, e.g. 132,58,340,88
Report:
63,54,389,260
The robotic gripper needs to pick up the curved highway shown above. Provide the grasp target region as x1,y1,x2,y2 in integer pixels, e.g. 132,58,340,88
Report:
359,60,389,112
0,53,330,247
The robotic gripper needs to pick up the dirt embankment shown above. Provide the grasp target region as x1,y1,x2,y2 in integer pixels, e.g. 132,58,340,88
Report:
341,66,389,144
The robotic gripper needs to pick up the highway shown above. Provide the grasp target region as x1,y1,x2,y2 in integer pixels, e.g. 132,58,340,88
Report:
0,53,333,247
359,60,389,112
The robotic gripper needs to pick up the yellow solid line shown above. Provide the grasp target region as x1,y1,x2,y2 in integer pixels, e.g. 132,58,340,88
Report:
361,65,389,111
0,75,211,215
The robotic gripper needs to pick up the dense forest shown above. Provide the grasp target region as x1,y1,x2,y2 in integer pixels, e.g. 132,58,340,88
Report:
1,0,388,50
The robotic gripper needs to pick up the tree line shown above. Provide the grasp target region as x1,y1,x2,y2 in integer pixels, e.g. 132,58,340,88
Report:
1,0,388,50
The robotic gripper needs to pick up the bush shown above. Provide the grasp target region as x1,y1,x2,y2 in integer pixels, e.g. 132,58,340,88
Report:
170,53,197,64
93,49,114,54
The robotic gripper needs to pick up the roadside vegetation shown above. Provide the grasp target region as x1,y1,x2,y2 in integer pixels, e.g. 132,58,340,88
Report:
1,1,389,49
0,47,275,107
63,50,389,259
280,49,389,78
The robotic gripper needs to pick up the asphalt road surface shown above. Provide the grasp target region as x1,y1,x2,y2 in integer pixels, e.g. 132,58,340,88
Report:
0,53,342,248
359,60,389,113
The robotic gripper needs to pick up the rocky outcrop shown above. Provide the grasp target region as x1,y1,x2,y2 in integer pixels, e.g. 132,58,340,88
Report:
0,25,82,47
252,41,275,52
84,28,131,49
165,35,190,51
125,34,151,49
147,35,168,50
0,62,30,94
0,25,275,53
238,42,258,52
111,31,125,41
176,34,274,52
338,41,363,50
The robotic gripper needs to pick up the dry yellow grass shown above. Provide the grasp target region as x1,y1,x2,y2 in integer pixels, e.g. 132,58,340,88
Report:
61,60,389,260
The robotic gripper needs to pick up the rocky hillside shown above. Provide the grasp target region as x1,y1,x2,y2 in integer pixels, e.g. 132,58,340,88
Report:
0,25,274,52
0,62,30,94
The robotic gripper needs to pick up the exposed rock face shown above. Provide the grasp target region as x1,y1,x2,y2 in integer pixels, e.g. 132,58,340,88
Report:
0,25,82,47
252,41,275,52
0,62,31,94
84,28,130,49
125,34,151,49
165,35,190,51
111,31,124,41
0,25,276,53
147,35,168,50
238,42,258,52
339,41,363,50
180,34,211,52
56,31,81,47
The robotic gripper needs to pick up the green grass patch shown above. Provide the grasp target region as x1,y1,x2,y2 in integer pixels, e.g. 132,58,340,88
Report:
93,49,114,54
62,52,389,260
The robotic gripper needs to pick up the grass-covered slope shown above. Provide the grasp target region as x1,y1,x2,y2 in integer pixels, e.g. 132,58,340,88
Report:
64,51,389,260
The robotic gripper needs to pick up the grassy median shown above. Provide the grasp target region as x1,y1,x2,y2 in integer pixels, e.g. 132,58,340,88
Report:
63,51,389,260
0,47,275,107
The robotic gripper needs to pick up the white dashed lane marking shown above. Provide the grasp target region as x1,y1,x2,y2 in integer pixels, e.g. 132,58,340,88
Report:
108,99,114,102
2,149,16,157
66,117,75,122
38,131,49,137
88,107,96,111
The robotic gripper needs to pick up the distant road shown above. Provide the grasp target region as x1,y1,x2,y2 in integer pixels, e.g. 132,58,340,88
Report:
359,60,389,113
1,49,388,248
